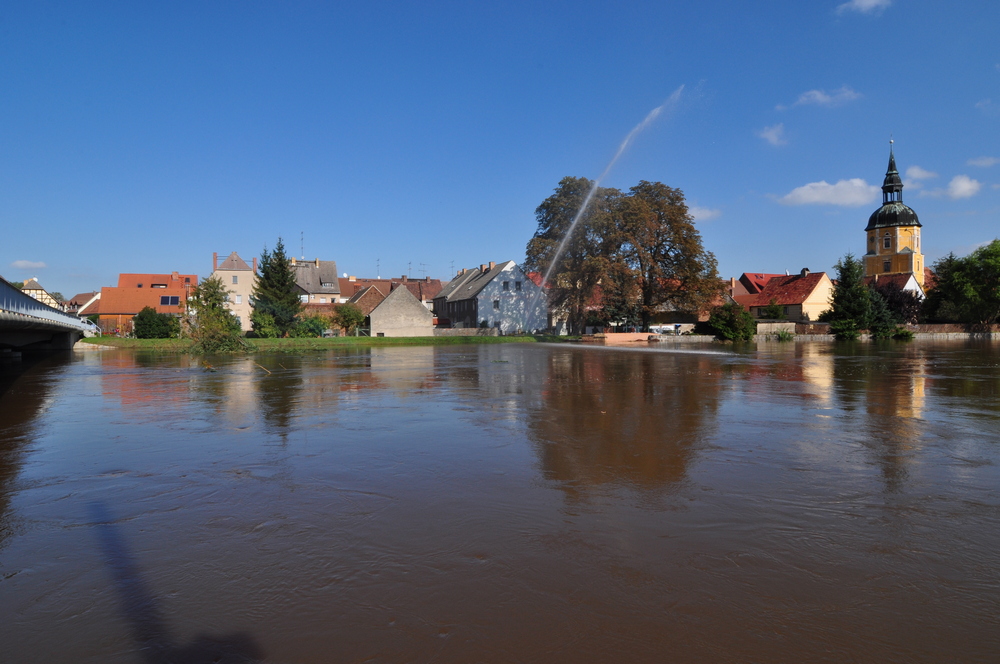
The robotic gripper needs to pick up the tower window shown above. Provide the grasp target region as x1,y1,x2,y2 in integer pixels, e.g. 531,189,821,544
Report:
883,234,891,249
869,236,875,244
883,260,891,273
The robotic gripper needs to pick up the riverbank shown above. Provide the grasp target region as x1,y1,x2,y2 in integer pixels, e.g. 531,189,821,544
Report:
77,335,571,351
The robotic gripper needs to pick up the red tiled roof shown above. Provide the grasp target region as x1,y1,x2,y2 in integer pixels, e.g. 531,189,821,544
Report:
98,287,188,315
116,273,197,288
739,273,784,294
862,273,914,289
337,277,443,303
749,272,828,307
732,294,758,310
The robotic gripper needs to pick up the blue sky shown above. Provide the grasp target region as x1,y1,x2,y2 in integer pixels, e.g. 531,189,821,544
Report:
2,0,997,297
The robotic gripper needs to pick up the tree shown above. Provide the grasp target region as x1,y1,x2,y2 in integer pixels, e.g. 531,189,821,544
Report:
923,240,1000,326
594,260,642,328
251,237,302,337
822,253,872,339
708,302,756,341
185,275,254,352
133,306,178,339
525,177,620,334
333,303,366,335
614,181,722,329
872,280,922,325
761,299,784,319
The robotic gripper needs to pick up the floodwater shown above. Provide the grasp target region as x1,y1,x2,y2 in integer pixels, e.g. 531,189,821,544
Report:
1,341,999,663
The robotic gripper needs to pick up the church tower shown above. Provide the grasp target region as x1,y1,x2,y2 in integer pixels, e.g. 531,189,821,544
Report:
864,141,925,288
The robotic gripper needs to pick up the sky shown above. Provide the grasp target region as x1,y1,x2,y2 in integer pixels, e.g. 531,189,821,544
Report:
2,0,998,298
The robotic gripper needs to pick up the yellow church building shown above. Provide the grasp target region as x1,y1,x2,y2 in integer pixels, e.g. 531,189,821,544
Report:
864,143,924,288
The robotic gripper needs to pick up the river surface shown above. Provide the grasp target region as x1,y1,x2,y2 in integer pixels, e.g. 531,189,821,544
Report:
1,341,999,663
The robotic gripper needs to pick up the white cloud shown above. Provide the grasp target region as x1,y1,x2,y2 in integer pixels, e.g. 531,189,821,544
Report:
905,166,937,180
967,156,999,167
757,123,787,146
837,0,891,14
779,178,880,206
783,86,862,109
947,175,982,199
976,99,999,116
689,207,721,221
11,260,46,270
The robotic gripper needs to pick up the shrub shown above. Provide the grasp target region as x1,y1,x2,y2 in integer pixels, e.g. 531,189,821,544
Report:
185,276,255,353
133,306,178,339
334,303,366,335
775,329,794,342
830,318,860,341
249,311,281,338
707,303,756,342
892,327,915,341
290,314,328,338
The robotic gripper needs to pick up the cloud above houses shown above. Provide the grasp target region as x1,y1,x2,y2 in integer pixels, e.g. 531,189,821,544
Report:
967,156,999,167
757,123,787,146
11,260,47,270
689,206,722,221
904,165,937,189
921,174,983,199
779,178,879,206
836,0,891,14
777,86,861,110
975,99,998,117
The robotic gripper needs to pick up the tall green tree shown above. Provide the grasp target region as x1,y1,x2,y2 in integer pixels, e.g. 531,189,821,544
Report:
615,181,721,329
822,253,872,339
251,237,302,337
185,275,253,352
524,176,621,334
923,240,1000,326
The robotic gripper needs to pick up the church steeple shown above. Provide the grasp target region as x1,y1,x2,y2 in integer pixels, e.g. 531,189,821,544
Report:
882,140,903,204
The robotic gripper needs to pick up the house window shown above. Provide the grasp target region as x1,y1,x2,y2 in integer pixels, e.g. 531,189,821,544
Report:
235,295,242,305
883,234,891,249
493,300,500,310
515,281,522,291
503,281,509,291
883,260,891,272
137,283,143,288
320,297,326,303
159,296,180,306
783,306,789,316
152,284,166,288
232,275,238,285
300,295,309,303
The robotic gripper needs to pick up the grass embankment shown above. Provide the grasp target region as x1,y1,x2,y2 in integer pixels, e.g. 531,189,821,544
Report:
79,335,569,351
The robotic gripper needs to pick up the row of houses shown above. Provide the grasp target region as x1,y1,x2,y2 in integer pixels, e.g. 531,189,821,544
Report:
12,252,550,336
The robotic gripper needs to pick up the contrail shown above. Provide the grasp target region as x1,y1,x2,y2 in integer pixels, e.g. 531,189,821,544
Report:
535,86,685,301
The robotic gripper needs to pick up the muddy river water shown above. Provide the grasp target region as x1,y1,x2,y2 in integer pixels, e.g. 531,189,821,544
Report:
1,341,999,663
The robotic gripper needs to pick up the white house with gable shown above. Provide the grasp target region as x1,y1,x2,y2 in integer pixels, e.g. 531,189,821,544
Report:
433,261,547,333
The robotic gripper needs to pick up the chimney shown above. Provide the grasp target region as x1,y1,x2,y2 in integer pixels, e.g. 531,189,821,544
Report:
425,276,430,283
291,257,297,266
349,275,356,282
315,258,320,268
460,268,466,275
800,268,810,277
480,264,488,272
252,257,258,273
401,275,408,283
489,261,495,270
213,252,218,272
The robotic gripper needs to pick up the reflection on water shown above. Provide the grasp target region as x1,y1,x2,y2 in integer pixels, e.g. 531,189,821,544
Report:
529,348,720,496
2,341,1000,662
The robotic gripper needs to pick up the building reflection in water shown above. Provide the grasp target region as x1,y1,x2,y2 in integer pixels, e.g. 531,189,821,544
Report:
526,348,722,498
831,345,928,493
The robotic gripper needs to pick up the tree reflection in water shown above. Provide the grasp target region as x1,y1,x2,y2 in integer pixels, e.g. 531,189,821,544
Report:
528,348,722,498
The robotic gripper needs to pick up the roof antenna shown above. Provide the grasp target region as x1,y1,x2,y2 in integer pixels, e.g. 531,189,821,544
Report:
300,231,305,260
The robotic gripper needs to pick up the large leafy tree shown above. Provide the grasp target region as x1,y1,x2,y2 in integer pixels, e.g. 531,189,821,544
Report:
524,177,621,334
251,237,302,337
924,240,1000,326
614,181,721,329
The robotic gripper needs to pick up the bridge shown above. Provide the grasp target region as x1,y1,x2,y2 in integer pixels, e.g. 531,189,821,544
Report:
1,276,87,351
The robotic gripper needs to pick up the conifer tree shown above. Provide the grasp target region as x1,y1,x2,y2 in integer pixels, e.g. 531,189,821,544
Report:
251,237,302,337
